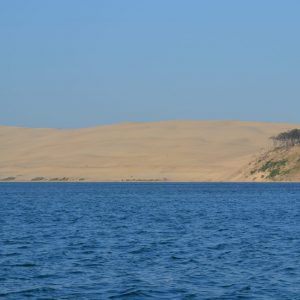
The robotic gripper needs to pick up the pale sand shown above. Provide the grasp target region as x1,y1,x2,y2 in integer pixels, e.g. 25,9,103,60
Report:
0,120,299,182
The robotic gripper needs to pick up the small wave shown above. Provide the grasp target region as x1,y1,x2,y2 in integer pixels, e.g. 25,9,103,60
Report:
109,288,147,299
0,287,56,297
13,263,37,267
208,243,227,250
1,252,20,257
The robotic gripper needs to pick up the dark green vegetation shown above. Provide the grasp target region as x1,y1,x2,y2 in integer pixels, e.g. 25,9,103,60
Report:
259,159,287,172
249,159,288,179
31,177,46,181
268,168,281,178
1,177,16,181
0,177,85,182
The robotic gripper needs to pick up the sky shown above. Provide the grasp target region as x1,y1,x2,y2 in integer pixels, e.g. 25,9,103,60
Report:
0,0,300,128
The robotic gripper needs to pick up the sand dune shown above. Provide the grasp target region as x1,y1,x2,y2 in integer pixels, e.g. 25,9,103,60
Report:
1,120,299,182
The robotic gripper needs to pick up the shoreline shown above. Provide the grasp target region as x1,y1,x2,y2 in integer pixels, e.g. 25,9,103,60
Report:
1,180,300,183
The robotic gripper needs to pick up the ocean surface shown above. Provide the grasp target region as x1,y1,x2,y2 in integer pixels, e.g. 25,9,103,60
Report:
0,183,299,299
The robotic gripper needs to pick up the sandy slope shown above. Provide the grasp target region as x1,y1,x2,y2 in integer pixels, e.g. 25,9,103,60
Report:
0,120,299,182
235,144,300,182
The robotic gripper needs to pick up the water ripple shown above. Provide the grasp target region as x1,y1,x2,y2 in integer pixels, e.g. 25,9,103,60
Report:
0,183,300,299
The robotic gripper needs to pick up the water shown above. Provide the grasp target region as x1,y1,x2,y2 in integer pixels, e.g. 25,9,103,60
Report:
0,183,300,299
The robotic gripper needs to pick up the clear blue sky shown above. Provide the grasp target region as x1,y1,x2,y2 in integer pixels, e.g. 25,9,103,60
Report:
1,0,300,128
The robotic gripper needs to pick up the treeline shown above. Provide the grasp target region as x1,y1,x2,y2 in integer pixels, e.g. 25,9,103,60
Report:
271,129,300,148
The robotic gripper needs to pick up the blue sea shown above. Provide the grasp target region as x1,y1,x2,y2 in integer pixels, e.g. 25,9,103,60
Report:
0,183,299,299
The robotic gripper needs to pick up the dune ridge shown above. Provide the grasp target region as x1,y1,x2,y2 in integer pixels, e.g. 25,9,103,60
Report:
1,120,299,182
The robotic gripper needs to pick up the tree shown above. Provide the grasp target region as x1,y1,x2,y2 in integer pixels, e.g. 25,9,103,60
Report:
271,129,300,148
